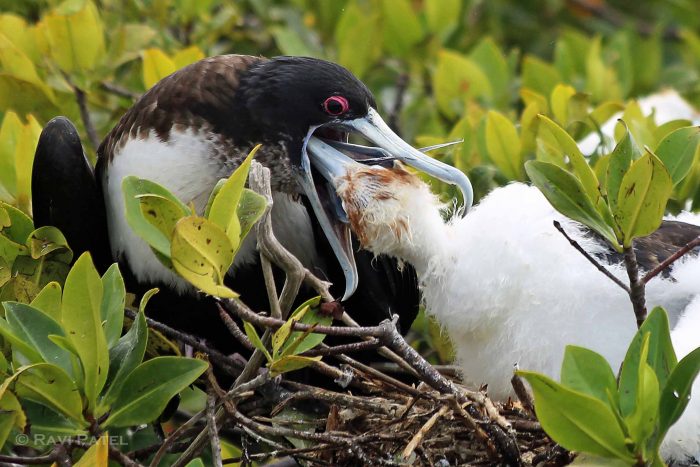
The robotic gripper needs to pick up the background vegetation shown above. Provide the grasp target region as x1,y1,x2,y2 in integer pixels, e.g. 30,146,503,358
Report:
0,0,700,465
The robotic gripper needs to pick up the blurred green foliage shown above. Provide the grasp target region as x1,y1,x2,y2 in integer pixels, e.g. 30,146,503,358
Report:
0,0,697,463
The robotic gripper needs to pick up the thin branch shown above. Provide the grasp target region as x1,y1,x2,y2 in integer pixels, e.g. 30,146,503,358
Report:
303,338,381,357
216,303,254,351
642,235,700,284
623,246,647,328
553,221,630,293
510,374,535,415
148,409,205,467
61,72,99,151
100,81,141,100
124,308,242,376
206,388,224,467
0,445,68,465
401,405,449,459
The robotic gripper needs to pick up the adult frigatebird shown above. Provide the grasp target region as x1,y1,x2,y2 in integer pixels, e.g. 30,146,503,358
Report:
32,54,472,357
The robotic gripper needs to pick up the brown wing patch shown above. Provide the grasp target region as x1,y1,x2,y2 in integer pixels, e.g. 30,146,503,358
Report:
98,54,265,164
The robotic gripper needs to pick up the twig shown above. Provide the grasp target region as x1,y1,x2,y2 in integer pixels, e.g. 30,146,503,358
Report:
388,73,409,131
216,303,254,351
100,81,141,100
567,0,681,41
66,440,142,467
553,221,630,293
510,374,535,415
61,72,99,151
303,338,381,357
624,246,647,328
206,388,224,467
401,405,449,459
124,308,242,376
0,444,70,465
642,235,700,284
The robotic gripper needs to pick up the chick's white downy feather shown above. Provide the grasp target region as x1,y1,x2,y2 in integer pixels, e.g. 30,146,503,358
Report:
336,165,700,463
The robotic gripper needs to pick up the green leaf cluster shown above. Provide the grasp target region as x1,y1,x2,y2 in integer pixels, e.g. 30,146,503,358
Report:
0,252,207,450
122,146,267,297
519,308,700,465
526,120,699,250
244,296,332,376
0,202,72,304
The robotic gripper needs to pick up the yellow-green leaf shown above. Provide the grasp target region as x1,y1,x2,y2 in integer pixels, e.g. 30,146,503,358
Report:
74,433,108,467
170,216,237,298
614,150,673,247
61,252,109,411
269,355,321,376
485,110,521,180
142,48,176,89
433,49,492,118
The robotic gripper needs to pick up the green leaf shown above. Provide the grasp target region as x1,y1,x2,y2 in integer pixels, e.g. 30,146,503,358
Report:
103,356,207,428
44,0,105,74
522,55,561,97
30,281,62,323
518,371,635,461
614,150,673,247
0,390,25,450
433,49,492,118
170,216,237,298
27,226,72,262
470,37,510,106
606,121,641,211
653,126,700,186
272,309,304,359
100,264,125,348
425,0,460,41
0,316,42,363
279,296,331,356
618,308,677,417
4,302,73,375
269,355,322,376
379,0,423,57
15,363,86,424
334,3,380,78
244,321,271,362
657,346,700,443
139,287,159,313
484,111,521,180
100,310,147,409
236,189,267,249
1,202,33,244
560,345,617,404
142,48,176,89
537,115,601,205
208,145,260,247
624,334,660,448
550,84,576,126
525,160,618,248
61,252,109,411
122,176,190,258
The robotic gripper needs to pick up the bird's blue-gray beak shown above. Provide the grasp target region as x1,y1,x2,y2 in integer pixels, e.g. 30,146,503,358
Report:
299,108,473,301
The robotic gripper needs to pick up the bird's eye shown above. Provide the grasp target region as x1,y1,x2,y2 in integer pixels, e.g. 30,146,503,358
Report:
323,96,349,116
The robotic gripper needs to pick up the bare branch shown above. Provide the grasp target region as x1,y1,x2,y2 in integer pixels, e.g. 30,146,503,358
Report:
642,235,700,284
554,221,630,293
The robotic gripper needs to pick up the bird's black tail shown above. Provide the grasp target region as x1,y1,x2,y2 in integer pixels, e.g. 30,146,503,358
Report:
31,117,112,272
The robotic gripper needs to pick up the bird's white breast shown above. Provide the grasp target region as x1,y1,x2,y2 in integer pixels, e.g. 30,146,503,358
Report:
102,128,322,294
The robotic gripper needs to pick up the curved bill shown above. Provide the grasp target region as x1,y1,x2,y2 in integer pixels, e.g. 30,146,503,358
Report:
297,108,474,301
297,129,358,301
342,108,474,214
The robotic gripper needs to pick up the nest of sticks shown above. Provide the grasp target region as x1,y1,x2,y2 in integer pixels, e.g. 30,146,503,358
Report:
136,163,568,467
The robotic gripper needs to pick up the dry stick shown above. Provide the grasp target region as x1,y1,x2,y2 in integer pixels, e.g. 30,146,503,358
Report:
61,72,99,151
510,374,536,415
260,254,283,319
124,309,242,376
100,81,141,100
642,235,700,284
0,444,71,466
553,221,630,293
206,388,224,467
216,303,254,351
66,439,143,467
303,338,381,357
248,162,418,377
623,246,647,328
401,405,450,459
149,409,206,467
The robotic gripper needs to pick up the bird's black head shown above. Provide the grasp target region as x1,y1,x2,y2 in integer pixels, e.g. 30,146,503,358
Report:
238,55,473,303
240,56,377,148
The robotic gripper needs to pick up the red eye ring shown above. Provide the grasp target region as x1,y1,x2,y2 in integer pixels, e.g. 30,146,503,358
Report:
323,96,349,116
